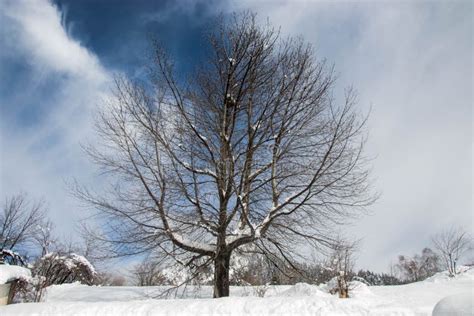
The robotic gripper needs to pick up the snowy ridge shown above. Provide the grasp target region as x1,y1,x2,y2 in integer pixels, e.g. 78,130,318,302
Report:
423,265,474,283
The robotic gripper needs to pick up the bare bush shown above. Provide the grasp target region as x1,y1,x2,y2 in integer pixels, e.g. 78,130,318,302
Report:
12,252,97,302
252,283,270,297
326,239,357,298
33,252,97,286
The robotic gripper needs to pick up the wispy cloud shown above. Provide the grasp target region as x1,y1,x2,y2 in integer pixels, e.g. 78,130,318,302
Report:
0,0,112,235
2,0,107,79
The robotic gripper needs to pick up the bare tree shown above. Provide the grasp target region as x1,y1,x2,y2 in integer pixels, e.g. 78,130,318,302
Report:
33,219,57,257
432,227,472,276
131,259,166,286
77,223,112,269
0,193,45,262
326,238,357,298
77,12,374,297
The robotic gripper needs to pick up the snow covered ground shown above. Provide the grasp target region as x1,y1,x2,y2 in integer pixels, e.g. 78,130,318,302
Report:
1,268,472,315
0,264,31,284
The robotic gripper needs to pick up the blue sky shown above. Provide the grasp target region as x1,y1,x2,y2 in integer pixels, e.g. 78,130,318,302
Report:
51,0,216,76
0,0,472,272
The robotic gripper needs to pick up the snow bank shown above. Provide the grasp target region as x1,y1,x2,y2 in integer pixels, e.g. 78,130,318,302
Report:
0,265,31,284
44,283,197,302
424,266,474,283
370,267,474,315
348,281,374,298
432,293,473,316
274,282,331,298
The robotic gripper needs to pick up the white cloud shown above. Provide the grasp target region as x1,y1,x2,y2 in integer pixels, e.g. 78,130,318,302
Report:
0,0,112,236
2,0,107,81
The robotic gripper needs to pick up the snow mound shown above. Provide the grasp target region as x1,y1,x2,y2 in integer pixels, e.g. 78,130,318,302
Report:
349,281,373,297
0,264,31,284
424,266,474,283
432,292,474,316
324,276,338,293
276,282,331,297
317,279,373,298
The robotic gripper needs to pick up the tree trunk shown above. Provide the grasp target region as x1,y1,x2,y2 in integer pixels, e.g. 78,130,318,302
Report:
213,252,231,298
448,254,454,277
339,288,349,298
337,276,349,298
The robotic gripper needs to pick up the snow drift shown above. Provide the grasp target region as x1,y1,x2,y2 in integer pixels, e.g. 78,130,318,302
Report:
432,293,473,316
